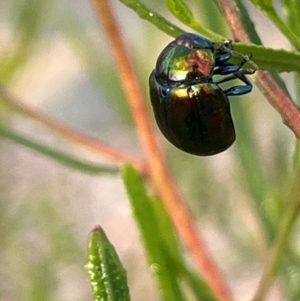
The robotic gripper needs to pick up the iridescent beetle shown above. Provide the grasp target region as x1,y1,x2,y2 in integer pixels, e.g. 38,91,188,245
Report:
149,33,257,156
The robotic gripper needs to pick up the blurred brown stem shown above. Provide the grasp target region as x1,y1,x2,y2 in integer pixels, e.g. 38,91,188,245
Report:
0,85,145,172
90,0,234,301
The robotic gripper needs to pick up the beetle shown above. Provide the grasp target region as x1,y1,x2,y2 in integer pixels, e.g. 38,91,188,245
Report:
149,33,256,156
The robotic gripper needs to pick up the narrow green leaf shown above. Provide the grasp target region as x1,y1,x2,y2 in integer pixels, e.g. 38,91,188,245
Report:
86,226,131,301
249,0,300,50
0,123,118,175
122,165,219,301
233,43,300,73
163,0,223,40
119,0,184,37
152,199,219,301
248,0,274,12
151,198,184,266
234,0,262,45
283,0,300,37
122,164,185,301
164,0,193,24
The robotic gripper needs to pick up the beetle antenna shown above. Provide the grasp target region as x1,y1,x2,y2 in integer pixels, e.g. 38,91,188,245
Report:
220,39,258,71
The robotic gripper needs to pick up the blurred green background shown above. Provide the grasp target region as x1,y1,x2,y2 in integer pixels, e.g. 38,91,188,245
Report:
0,0,297,300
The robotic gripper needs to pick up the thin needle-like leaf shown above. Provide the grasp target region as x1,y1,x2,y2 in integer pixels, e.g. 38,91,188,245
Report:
164,0,223,40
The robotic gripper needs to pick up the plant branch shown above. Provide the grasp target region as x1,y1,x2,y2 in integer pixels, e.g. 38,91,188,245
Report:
0,85,145,172
218,0,300,139
90,1,233,300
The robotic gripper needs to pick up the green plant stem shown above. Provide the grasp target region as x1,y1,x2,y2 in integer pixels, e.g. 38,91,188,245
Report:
91,1,233,300
0,122,118,175
253,170,300,301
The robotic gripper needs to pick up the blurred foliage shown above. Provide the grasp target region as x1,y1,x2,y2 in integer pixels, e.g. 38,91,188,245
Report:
1,0,300,300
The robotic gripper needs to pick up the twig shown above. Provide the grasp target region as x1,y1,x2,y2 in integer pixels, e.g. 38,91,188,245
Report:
90,0,233,300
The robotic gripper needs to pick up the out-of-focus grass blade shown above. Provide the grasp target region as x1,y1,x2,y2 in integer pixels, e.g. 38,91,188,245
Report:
10,0,53,43
182,268,219,301
0,123,118,175
119,0,184,37
282,0,300,36
151,198,184,266
232,100,273,241
248,0,300,50
122,164,219,301
86,226,131,301
1,0,55,82
122,164,185,301
152,198,219,301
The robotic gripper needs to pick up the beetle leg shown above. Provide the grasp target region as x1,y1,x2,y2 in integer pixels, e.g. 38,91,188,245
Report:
215,49,257,76
215,71,253,96
214,52,250,75
215,51,232,65
214,62,243,75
